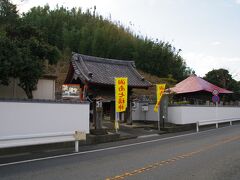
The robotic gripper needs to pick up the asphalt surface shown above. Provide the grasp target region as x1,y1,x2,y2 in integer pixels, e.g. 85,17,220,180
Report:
1,125,240,180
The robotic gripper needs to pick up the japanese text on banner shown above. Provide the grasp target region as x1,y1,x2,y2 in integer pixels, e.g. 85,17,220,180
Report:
154,84,166,112
115,77,128,112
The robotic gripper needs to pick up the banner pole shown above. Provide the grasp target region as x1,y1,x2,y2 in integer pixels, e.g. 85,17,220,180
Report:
158,106,160,131
115,112,117,133
115,78,117,133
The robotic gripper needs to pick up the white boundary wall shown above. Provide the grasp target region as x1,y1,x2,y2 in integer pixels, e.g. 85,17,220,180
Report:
168,106,240,125
0,78,55,100
132,102,158,121
0,101,89,148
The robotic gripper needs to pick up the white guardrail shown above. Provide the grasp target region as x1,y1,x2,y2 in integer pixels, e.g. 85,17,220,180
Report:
196,118,240,132
0,131,86,152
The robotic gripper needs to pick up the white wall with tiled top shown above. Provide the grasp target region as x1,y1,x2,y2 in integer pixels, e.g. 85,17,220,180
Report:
168,106,240,124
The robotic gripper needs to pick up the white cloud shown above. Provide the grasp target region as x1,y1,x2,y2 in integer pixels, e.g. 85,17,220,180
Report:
210,41,221,46
236,0,240,4
182,52,240,81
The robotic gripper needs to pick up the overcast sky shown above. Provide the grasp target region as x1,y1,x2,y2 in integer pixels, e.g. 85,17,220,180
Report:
12,0,240,80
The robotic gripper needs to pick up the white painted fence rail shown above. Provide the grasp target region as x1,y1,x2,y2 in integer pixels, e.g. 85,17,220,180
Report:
0,100,89,152
196,118,239,132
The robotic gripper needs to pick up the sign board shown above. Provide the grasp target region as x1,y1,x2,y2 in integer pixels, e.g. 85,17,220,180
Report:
212,95,220,103
96,101,103,108
212,89,219,96
142,105,149,112
131,102,137,111
62,84,80,98
115,77,128,112
74,131,86,140
154,84,166,112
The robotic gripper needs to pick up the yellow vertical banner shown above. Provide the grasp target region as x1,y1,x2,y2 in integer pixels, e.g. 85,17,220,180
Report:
154,84,166,112
115,77,128,112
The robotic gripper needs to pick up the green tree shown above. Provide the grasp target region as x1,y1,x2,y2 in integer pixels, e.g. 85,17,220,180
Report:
8,23,60,98
0,2,194,103
0,36,18,85
0,0,18,27
0,0,60,99
22,5,193,82
0,0,19,85
204,69,233,89
204,69,240,101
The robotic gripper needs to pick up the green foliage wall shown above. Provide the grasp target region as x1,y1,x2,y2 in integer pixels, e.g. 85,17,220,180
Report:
1,1,195,99
23,5,193,81
0,1,60,99
204,69,240,101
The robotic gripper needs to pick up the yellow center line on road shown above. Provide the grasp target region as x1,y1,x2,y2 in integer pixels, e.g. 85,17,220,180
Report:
105,135,240,180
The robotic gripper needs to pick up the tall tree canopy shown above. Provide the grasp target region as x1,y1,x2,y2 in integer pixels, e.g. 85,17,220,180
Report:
0,0,60,99
1,1,194,98
0,0,18,26
204,69,240,101
23,5,193,81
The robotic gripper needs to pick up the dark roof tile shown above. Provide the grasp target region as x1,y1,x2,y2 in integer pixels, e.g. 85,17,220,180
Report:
70,53,152,88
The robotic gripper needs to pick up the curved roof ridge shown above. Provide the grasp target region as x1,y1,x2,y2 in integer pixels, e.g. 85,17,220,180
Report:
79,55,93,79
171,75,233,94
128,61,145,81
77,53,135,65
66,52,152,88
72,53,90,81
196,76,233,93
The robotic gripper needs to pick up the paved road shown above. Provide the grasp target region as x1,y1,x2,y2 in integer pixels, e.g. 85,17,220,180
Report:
1,125,240,180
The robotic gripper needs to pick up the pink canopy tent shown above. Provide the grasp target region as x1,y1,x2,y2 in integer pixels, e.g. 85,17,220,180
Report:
170,75,233,94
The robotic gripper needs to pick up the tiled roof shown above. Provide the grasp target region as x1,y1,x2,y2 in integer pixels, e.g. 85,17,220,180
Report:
170,75,233,94
70,53,152,88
